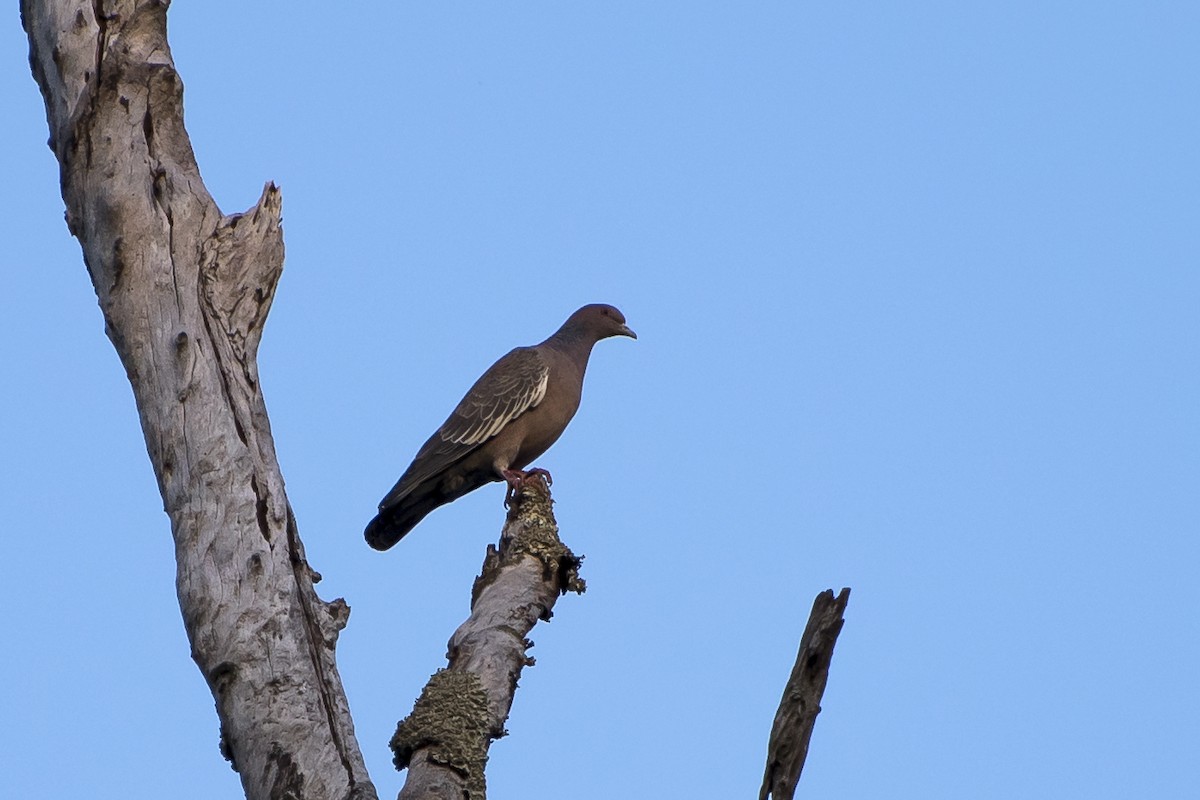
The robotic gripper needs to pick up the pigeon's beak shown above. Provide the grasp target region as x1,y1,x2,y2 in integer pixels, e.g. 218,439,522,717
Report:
617,324,637,340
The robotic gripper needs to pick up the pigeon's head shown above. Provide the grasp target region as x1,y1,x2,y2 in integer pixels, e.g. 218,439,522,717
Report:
572,304,637,342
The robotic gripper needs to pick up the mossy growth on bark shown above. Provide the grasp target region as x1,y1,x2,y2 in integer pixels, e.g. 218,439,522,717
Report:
390,669,491,798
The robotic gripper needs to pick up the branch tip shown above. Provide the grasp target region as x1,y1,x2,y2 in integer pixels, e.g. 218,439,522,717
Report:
758,587,851,800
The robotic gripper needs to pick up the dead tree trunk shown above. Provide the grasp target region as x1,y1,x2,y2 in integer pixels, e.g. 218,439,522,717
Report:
22,2,374,798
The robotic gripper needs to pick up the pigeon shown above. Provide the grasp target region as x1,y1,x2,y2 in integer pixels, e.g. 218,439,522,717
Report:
365,304,636,550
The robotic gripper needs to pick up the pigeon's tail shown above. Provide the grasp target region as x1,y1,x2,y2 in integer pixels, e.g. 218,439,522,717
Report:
364,490,444,550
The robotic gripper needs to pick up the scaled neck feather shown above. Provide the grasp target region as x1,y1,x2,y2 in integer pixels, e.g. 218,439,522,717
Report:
543,323,598,371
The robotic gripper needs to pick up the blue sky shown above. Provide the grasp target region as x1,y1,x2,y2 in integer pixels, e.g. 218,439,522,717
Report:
3,3,1197,798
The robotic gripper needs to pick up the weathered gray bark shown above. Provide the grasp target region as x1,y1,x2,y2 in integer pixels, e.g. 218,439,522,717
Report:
392,478,584,800
759,588,851,800
22,2,374,799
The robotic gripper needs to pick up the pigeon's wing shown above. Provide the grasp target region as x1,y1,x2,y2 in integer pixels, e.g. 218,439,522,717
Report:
379,346,550,509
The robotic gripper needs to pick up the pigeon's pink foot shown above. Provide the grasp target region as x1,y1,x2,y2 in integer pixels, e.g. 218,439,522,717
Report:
501,468,524,507
524,467,553,487
501,467,554,507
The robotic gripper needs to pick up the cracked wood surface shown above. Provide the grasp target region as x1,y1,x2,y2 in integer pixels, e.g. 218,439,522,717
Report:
22,2,374,798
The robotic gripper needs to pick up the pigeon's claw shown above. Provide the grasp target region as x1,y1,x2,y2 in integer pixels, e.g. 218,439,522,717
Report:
500,467,554,507
501,468,525,508
524,467,553,487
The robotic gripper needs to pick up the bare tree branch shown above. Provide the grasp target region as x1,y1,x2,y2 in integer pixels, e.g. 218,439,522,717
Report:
759,587,851,800
393,477,584,800
22,2,374,798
